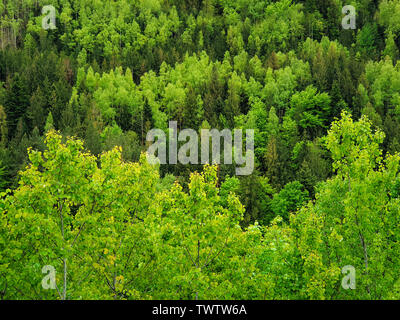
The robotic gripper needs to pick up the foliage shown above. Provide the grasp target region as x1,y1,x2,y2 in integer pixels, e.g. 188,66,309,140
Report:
1,0,400,300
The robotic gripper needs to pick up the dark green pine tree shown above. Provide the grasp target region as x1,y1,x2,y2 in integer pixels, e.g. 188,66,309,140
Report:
203,65,224,127
5,73,29,139
27,87,47,134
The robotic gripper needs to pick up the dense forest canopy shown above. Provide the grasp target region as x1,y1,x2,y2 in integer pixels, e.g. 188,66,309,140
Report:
1,0,400,300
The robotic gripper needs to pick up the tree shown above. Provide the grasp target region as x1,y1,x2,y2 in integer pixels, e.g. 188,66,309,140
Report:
383,31,399,62
27,87,47,133
0,105,7,147
44,111,54,132
4,73,29,139
152,165,267,299
271,181,309,222
1,132,268,299
265,136,280,190
292,111,400,299
289,85,331,137
356,23,378,60
1,131,160,299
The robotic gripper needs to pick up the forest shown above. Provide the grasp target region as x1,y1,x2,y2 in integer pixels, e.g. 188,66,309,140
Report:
1,0,400,300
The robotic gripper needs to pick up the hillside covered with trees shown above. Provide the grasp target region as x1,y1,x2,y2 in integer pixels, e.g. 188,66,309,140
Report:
1,0,400,300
